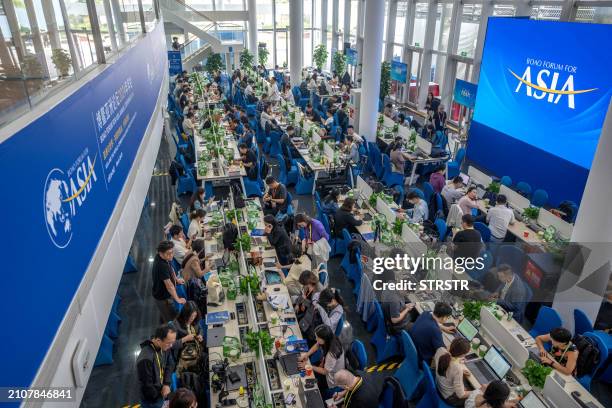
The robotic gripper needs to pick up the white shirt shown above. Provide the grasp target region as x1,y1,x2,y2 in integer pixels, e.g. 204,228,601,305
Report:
486,205,515,239
441,184,464,206
308,78,317,91
500,275,515,300
182,118,195,136
260,111,273,130
245,84,253,96
171,238,188,264
187,219,203,239
268,82,280,102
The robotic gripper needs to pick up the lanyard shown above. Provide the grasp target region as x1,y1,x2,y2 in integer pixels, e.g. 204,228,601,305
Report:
153,346,164,383
344,377,363,408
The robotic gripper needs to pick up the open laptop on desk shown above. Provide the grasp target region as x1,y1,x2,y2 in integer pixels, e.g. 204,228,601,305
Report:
465,346,512,385
450,318,479,342
298,380,325,408
520,391,549,408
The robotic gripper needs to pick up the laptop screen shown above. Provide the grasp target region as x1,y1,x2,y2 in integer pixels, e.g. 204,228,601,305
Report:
484,346,511,379
520,391,548,408
459,172,470,186
457,318,478,341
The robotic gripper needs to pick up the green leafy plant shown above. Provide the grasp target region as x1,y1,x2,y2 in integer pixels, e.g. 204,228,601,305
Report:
234,232,252,252
523,206,540,220
313,44,328,71
332,51,347,77
244,330,260,353
380,61,392,99
462,300,494,321
204,53,224,75
240,49,254,69
51,48,72,77
392,218,405,236
521,360,553,389
258,45,269,67
378,114,385,126
392,123,399,134
487,181,501,194
21,54,44,80
226,209,243,223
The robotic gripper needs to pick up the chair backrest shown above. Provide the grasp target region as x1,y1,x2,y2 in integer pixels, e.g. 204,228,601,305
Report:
495,245,527,276
382,153,392,173
455,147,466,165
500,175,512,186
342,228,352,244
582,332,608,379
335,314,345,337
274,153,287,175
415,365,441,408
573,309,594,337
351,340,367,371
516,181,532,197
434,218,447,241
531,189,549,207
180,213,190,234
473,222,491,242
379,377,406,408
319,270,328,286
314,191,321,205
531,306,563,337
408,187,425,200
422,182,434,203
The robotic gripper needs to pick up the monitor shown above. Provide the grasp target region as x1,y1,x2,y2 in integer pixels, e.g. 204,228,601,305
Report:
324,142,335,163
311,128,321,144
480,307,530,368
484,346,512,380
467,166,493,187
499,184,531,211
377,198,397,224
537,209,573,239
416,136,432,156
401,224,427,258
459,172,470,186
458,318,478,341
520,391,548,408
356,176,373,200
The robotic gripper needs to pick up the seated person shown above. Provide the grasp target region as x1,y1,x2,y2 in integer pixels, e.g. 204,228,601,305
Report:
333,198,363,238
457,187,480,220
389,141,411,174
409,302,454,365
238,123,255,148
263,176,288,216
238,143,258,180
282,254,314,297
486,194,515,242
442,176,465,206
322,109,335,130
263,214,294,268
406,191,429,223
332,370,379,408
380,267,415,334
430,165,446,194
295,271,324,342
315,288,345,334
169,225,190,264
295,213,329,266
535,327,578,376
321,188,340,215
305,103,321,123
489,264,531,323
464,380,514,408
451,214,483,261
298,325,345,397
170,301,204,366
434,338,472,406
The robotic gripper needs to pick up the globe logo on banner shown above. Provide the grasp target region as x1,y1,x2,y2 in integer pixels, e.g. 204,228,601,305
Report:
44,169,73,248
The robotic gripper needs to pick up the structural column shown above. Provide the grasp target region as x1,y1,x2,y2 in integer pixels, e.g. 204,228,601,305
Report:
355,0,365,84
552,101,612,332
111,0,128,47
2,0,26,64
343,0,351,45
384,0,397,62
289,0,303,88
331,0,339,53
417,0,437,108
24,0,50,77
321,0,328,47
471,0,493,84
358,0,385,142
247,0,258,65
41,0,61,50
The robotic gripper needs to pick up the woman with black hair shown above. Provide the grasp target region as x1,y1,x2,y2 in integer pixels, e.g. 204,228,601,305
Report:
465,380,513,408
333,198,363,238
535,327,578,375
315,288,345,335
181,239,209,316
321,189,340,215
170,301,204,374
298,325,345,397
434,338,472,406
263,214,294,269
187,209,206,239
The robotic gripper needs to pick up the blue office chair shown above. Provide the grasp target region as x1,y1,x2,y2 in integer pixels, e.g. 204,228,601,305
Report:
275,154,298,186
516,181,532,197
334,227,350,258
335,314,345,337
319,270,328,287
474,222,492,243
295,163,314,195
495,245,526,276
531,189,549,207
395,331,425,400
379,377,408,408
434,218,448,241
382,154,404,187
574,309,594,337
529,306,563,338
371,302,401,363
408,187,425,200
180,213,190,235
105,310,122,339
422,181,434,205
416,365,454,408
93,334,115,366
243,158,264,198
578,332,608,391
500,176,512,187
351,340,368,371
123,254,138,274
447,147,466,179
468,249,492,282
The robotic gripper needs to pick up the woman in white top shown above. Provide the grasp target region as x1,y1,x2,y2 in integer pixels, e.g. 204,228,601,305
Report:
315,288,345,335
464,381,514,408
268,77,281,103
433,338,472,406
260,104,274,130
298,324,345,397
281,84,293,102
308,73,319,93
187,209,206,239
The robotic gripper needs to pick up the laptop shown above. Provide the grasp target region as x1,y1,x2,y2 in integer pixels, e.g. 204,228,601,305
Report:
520,391,549,408
298,380,325,408
459,172,470,186
207,326,226,348
476,187,487,200
465,346,512,385
452,318,479,342
279,353,301,376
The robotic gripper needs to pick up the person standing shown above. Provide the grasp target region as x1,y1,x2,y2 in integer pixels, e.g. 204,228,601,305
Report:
137,324,177,408
152,241,186,324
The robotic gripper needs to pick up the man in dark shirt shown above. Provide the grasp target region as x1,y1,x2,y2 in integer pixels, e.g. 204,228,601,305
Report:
152,241,185,323
263,176,288,215
333,370,379,408
305,103,321,123
136,324,177,408
409,302,454,365
238,143,258,180
333,197,363,238
452,214,483,261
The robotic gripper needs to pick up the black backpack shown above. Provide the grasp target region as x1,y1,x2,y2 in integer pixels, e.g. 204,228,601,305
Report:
231,182,245,209
573,335,600,377
222,223,239,251
260,157,270,179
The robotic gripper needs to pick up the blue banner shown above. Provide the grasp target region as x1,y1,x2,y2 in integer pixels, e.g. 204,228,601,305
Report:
468,18,612,206
391,60,408,82
346,48,357,66
0,23,166,389
453,79,477,108
168,50,183,75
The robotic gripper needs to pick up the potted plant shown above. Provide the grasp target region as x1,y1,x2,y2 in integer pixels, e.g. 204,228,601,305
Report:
313,44,328,71
487,181,501,194
239,49,254,70
51,48,72,77
258,45,269,68
204,53,224,76
234,232,252,252
521,360,553,389
332,51,347,77
462,300,494,322
21,54,45,91
523,206,540,221
392,123,399,135
380,61,392,99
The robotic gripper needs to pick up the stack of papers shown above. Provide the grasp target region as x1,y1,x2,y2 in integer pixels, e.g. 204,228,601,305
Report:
269,294,290,310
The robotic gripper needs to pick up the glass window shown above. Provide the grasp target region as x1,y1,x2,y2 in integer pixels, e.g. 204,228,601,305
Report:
304,30,313,67
314,0,321,29
433,3,453,52
141,0,157,32
493,5,516,17
395,0,407,44
117,0,143,42
349,0,358,37
275,0,289,29
185,0,214,11
276,30,288,68
258,30,273,67
338,0,344,39
392,45,402,61
257,0,274,30
383,0,388,41
216,0,244,11
531,5,561,21
327,0,333,32
304,0,313,29
413,2,428,47
457,4,480,58
431,52,446,94
575,6,612,23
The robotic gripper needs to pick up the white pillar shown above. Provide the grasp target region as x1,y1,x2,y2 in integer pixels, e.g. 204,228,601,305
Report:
102,0,118,52
331,0,339,53
471,1,493,84
358,0,385,142
110,0,127,46
552,101,612,332
321,0,329,47
289,0,303,88
343,0,351,45
41,0,61,50
355,0,365,85
417,0,437,108
384,0,397,62
247,0,258,65
24,0,50,77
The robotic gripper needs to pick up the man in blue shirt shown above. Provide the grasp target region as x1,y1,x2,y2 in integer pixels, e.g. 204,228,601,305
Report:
406,191,429,223
409,302,454,364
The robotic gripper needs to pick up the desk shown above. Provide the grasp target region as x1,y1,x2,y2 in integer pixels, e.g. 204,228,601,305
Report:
476,200,544,244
